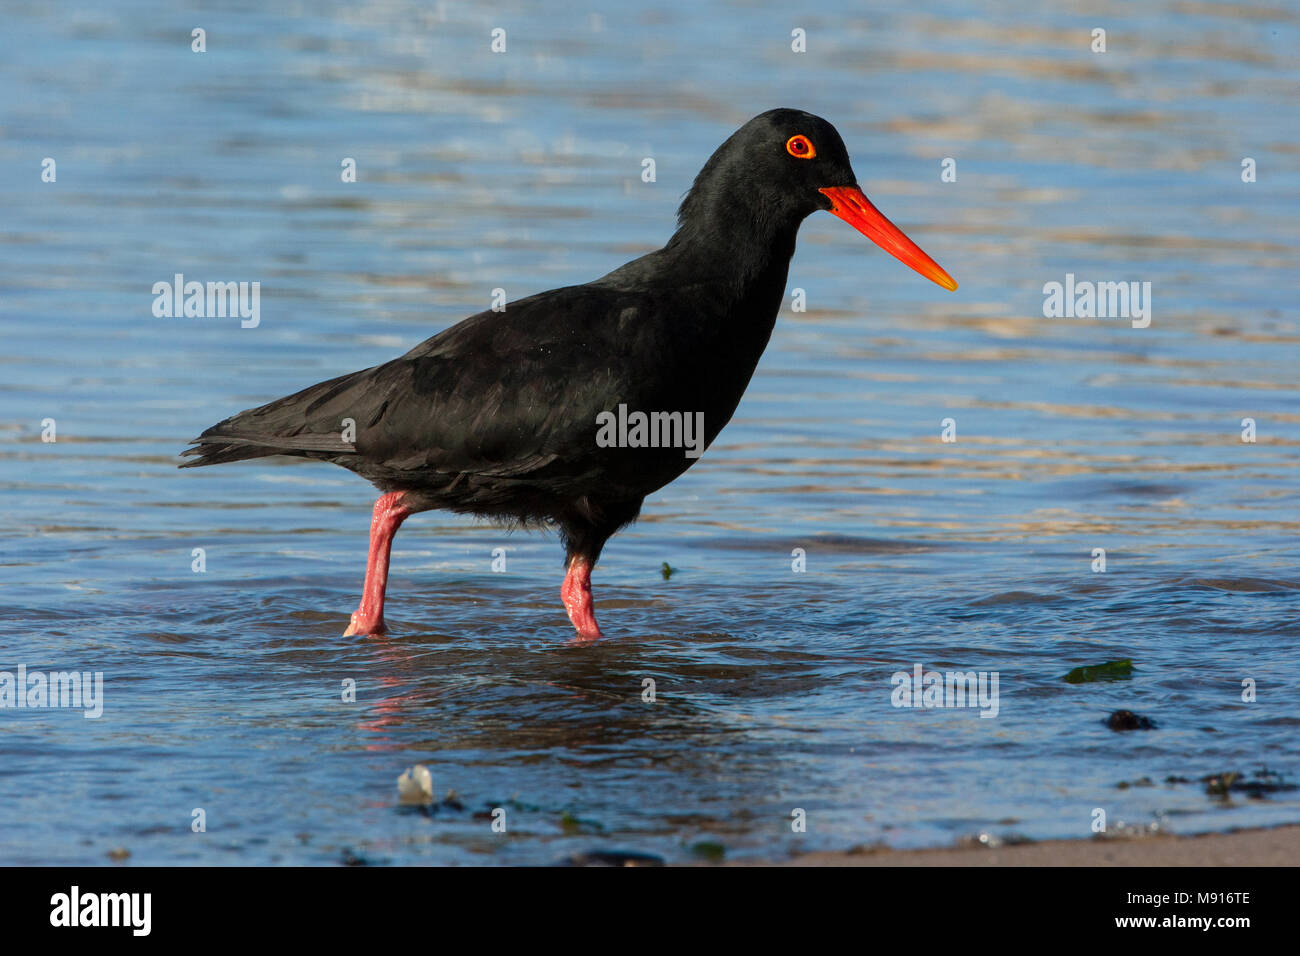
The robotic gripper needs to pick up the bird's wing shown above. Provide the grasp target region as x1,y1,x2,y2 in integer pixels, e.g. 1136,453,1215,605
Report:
182,285,654,480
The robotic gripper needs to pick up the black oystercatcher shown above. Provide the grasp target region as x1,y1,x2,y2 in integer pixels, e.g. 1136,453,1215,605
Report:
181,108,957,642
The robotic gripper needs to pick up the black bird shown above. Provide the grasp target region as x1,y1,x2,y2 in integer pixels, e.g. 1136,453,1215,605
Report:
181,108,956,641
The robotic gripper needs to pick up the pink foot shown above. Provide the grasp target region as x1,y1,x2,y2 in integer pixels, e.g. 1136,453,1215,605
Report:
343,610,388,638
562,556,604,643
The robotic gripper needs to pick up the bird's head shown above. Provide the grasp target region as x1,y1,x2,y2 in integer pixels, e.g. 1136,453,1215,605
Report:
677,108,957,291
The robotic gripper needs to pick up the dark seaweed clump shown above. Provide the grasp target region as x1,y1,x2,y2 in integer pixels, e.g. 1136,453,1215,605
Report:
1105,709,1156,731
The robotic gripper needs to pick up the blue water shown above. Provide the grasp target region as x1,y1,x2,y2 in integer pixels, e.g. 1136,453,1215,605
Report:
1,0,1298,865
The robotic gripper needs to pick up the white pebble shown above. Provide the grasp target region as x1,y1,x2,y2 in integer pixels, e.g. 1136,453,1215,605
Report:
397,764,434,804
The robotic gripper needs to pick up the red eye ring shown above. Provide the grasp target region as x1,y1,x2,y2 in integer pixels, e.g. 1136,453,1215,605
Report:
786,135,816,159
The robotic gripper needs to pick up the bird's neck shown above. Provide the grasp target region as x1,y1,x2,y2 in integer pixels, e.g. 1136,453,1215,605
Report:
652,207,803,428
662,208,802,317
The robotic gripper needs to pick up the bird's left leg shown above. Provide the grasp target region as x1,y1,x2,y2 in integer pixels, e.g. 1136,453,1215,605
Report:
344,490,412,637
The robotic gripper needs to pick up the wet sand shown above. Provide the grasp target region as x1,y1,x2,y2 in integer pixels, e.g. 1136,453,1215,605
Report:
736,825,1300,866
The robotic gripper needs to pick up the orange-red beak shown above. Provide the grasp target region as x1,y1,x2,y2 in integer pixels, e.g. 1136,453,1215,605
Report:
818,186,958,291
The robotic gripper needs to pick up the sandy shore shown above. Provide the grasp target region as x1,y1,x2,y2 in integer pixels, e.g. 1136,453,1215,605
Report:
738,824,1300,866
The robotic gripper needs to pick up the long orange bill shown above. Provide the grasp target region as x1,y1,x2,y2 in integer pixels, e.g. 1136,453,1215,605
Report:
818,185,958,291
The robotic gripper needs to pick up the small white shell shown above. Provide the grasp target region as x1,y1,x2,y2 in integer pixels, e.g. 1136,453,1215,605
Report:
397,764,434,805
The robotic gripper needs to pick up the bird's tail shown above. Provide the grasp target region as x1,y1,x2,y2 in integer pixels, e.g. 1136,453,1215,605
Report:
178,441,281,468
179,367,375,468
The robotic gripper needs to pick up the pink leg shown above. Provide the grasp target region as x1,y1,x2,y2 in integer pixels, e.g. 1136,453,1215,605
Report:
343,491,412,637
561,556,604,643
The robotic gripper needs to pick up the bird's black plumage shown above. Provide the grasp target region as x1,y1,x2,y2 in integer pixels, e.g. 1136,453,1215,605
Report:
181,108,954,638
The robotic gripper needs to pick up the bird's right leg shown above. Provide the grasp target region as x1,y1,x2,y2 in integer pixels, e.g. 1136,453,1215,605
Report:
344,491,412,637
557,500,640,644
561,553,604,644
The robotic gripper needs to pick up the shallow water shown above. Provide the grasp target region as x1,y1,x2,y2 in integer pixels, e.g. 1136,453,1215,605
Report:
1,0,1298,865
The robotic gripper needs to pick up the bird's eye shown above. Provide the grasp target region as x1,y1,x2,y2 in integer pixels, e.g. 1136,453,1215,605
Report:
786,135,816,159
